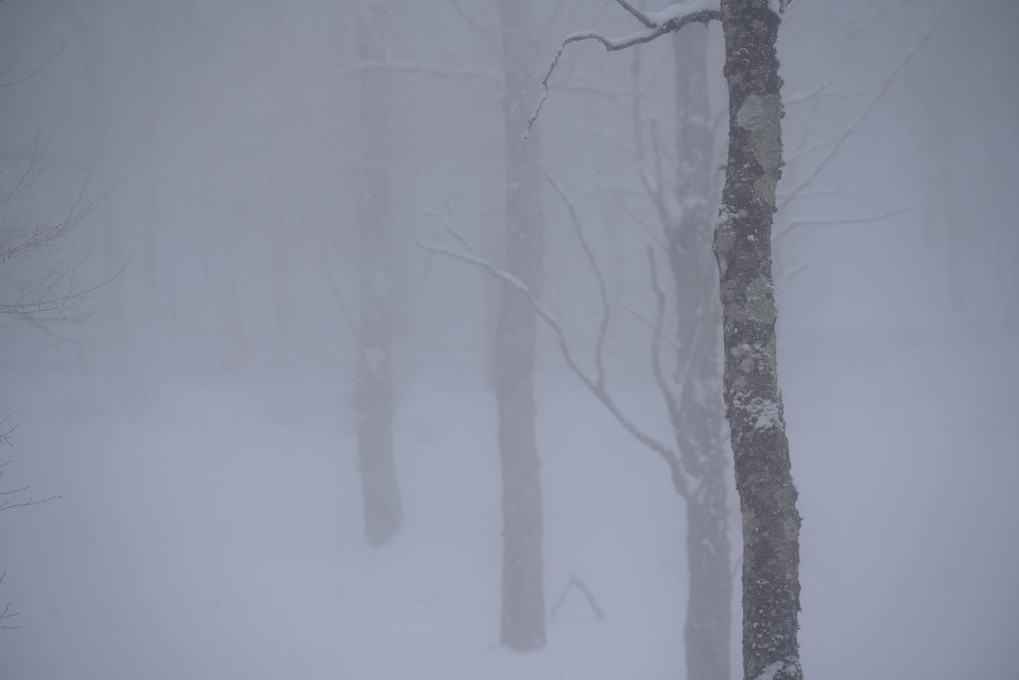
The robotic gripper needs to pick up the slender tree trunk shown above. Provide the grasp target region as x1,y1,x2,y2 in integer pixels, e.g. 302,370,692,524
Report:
668,26,733,680
714,2,802,678
355,1,402,546
495,0,546,652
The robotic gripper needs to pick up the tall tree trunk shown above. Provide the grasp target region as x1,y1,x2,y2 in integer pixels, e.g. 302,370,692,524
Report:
355,1,402,546
715,2,802,678
495,0,546,652
670,27,733,680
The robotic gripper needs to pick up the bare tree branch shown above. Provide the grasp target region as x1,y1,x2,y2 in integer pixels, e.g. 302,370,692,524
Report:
0,136,41,209
0,417,15,448
0,573,20,630
0,601,19,629
0,176,103,265
623,302,680,353
615,0,657,28
417,236,688,498
784,81,868,107
529,153,612,391
445,0,492,36
0,162,115,342
527,1,720,135
774,207,915,240
647,248,703,477
611,188,669,254
550,573,605,621
778,4,946,209
0,30,74,88
0,461,62,513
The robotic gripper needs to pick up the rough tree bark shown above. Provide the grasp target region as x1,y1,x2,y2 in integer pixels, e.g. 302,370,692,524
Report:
531,1,802,676
494,0,547,652
714,2,802,678
355,1,402,546
668,27,733,680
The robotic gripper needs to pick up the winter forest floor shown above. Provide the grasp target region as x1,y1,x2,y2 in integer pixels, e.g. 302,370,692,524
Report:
1,318,1017,680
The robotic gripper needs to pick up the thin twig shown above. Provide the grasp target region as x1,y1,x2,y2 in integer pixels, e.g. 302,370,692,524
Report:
0,30,74,88
774,207,914,240
611,189,669,253
0,419,16,447
530,153,611,391
779,4,946,209
0,461,62,512
550,573,606,621
446,0,491,35
417,238,687,497
527,2,719,135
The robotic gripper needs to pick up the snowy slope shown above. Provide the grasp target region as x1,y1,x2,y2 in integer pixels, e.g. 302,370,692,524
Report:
1,319,1016,679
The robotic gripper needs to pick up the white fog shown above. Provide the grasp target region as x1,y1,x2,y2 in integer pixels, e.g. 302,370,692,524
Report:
1,1,1016,679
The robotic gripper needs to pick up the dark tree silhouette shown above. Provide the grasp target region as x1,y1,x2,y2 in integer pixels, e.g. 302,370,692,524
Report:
493,0,547,652
534,2,803,677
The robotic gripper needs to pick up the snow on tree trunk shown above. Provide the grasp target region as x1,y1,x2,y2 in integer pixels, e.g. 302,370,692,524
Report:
355,2,402,547
715,2,802,678
670,27,733,680
495,0,547,652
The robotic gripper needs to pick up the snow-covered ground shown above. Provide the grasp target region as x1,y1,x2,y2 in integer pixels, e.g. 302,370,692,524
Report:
792,326,1018,679
1,316,1015,679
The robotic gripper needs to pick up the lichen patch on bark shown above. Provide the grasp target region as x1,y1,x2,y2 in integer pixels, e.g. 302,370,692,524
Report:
745,276,777,325
735,94,782,206
782,515,799,542
714,212,737,277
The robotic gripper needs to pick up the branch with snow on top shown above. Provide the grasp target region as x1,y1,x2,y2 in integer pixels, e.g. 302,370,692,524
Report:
527,0,721,136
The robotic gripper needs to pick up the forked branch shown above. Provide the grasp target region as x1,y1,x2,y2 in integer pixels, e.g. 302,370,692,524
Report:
1,573,20,630
527,0,721,135
0,460,63,513
529,154,612,392
778,4,945,209
550,573,605,621
417,229,690,499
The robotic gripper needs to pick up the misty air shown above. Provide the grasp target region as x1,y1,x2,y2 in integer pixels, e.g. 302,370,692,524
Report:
1,1,1016,679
